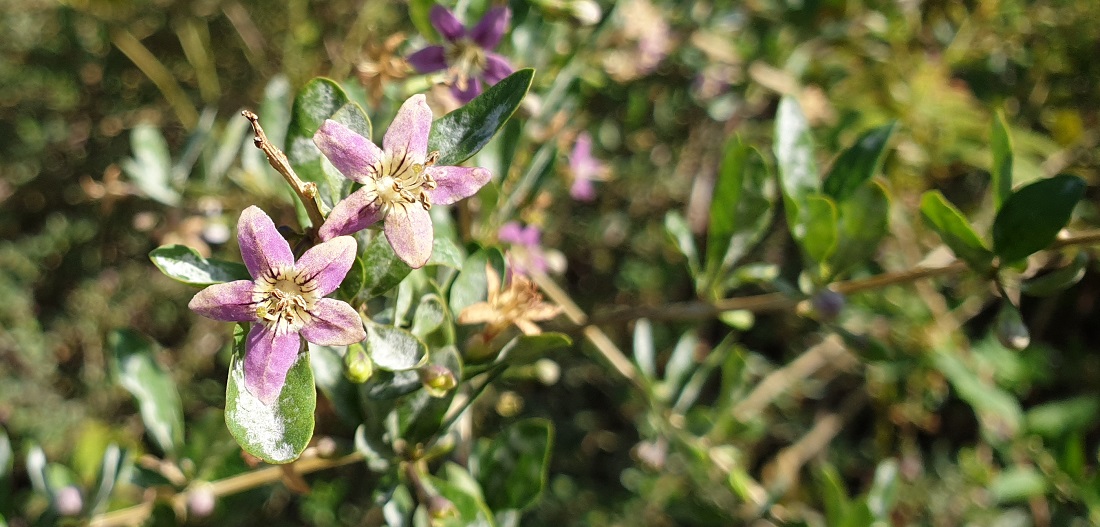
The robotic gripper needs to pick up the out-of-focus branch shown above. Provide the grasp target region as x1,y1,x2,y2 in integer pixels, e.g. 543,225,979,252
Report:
242,110,327,233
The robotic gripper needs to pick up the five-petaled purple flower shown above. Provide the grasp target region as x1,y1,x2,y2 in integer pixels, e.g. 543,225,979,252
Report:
498,221,549,276
569,132,604,202
313,94,492,267
189,206,366,405
408,5,514,103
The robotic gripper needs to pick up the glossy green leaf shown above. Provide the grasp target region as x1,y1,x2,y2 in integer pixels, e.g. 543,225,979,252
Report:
225,324,315,464
994,301,1030,351
992,174,1085,263
363,370,422,400
365,322,428,372
449,247,506,317
774,96,820,238
919,191,993,270
309,344,362,425
428,69,534,166
109,330,184,456
149,245,249,286
829,181,890,276
801,194,838,265
823,122,897,202
121,123,180,206
428,237,464,270
286,78,371,211
633,319,656,379
706,137,773,280
336,255,366,303
476,418,553,511
25,445,55,505
991,111,1014,209
664,211,699,276
410,294,448,341
498,332,572,366
360,231,413,298
1021,251,1089,296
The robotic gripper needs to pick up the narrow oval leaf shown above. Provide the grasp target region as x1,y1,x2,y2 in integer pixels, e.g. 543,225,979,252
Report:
225,325,316,464
829,181,891,276
109,330,184,457
992,174,1085,263
919,191,993,270
365,323,428,372
1021,251,1089,297
428,69,535,166
801,194,838,265
823,121,897,202
664,211,699,276
309,344,362,425
122,123,180,206
774,96,820,238
475,418,553,511
707,138,774,279
149,245,250,286
990,111,1014,210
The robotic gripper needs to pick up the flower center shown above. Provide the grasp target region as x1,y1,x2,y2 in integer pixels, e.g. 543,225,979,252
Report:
445,38,487,90
374,150,439,217
253,266,320,334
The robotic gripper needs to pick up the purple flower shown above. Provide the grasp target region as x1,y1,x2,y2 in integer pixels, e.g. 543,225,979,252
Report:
407,5,514,103
188,206,366,405
313,94,492,268
569,132,604,202
499,221,548,275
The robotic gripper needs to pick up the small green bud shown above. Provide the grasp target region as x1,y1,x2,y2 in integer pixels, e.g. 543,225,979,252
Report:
995,302,1030,351
344,343,374,383
418,364,457,398
428,495,458,522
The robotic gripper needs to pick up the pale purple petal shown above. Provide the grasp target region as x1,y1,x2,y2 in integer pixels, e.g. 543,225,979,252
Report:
519,224,541,246
318,187,385,241
295,236,356,296
301,298,366,345
238,206,294,278
570,132,595,175
498,221,524,244
451,76,483,104
471,7,511,49
188,280,257,322
482,53,514,84
407,45,448,73
243,324,302,405
313,120,383,184
382,95,432,162
430,5,466,41
570,177,597,202
384,204,434,268
426,165,492,205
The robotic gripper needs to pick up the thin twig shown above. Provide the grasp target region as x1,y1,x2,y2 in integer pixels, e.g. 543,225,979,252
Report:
730,335,853,423
762,390,867,496
241,110,327,232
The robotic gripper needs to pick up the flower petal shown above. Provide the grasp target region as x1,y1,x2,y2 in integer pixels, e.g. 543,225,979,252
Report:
429,5,466,41
407,45,448,73
482,52,514,84
238,206,294,278
570,177,597,202
301,298,366,345
426,165,492,205
188,280,257,322
318,186,385,241
498,221,524,244
384,204,434,268
450,76,483,104
243,324,302,405
295,236,356,296
314,120,383,184
382,94,433,162
471,6,511,49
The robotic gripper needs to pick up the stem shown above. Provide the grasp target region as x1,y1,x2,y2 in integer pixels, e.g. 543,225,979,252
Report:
241,110,328,233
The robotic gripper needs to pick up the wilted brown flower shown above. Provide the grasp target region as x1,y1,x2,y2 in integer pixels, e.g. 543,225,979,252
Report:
458,265,561,339
356,33,409,106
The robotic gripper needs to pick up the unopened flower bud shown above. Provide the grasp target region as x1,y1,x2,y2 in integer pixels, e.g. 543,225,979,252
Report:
55,485,83,516
344,343,374,383
187,484,216,518
995,302,1030,351
428,495,458,522
418,364,457,398
810,289,846,322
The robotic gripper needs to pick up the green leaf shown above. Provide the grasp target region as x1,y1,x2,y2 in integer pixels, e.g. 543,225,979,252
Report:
225,324,315,464
919,191,993,270
428,69,535,166
428,237,464,270
989,466,1047,503
149,245,250,286
449,247,506,317
360,231,413,298
992,174,1085,263
121,123,180,206
774,96,820,239
476,418,553,511
365,322,428,372
865,459,899,521
428,471,496,527
408,0,438,44
410,294,448,341
309,344,362,425
991,111,1014,210
706,137,773,281
823,122,897,202
89,444,126,516
0,429,12,511
665,211,699,276
829,182,891,276
109,330,184,457
814,464,850,527
336,255,366,303
633,319,656,379
1026,396,1100,439
801,194,838,265
498,333,572,366
399,347,462,443
932,348,1022,443
1021,251,1089,297
286,78,372,211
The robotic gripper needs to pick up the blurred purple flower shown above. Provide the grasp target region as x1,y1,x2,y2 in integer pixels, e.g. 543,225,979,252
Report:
189,206,366,405
407,5,514,103
568,132,604,202
313,94,492,268
499,221,548,275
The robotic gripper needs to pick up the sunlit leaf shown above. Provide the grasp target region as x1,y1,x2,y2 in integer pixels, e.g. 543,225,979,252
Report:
991,111,1014,210
365,322,428,372
823,122,897,202
664,211,699,276
801,194,838,266
428,69,534,166
122,123,180,206
149,245,249,287
109,330,184,457
829,182,890,276
919,191,993,270
992,174,1085,263
774,96,820,239
359,231,413,298
706,137,773,283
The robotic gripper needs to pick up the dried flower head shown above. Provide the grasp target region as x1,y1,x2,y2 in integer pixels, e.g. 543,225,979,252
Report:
356,33,409,106
458,265,561,338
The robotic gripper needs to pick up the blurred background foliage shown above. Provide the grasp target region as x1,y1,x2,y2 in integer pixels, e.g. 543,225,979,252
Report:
2,0,1100,524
